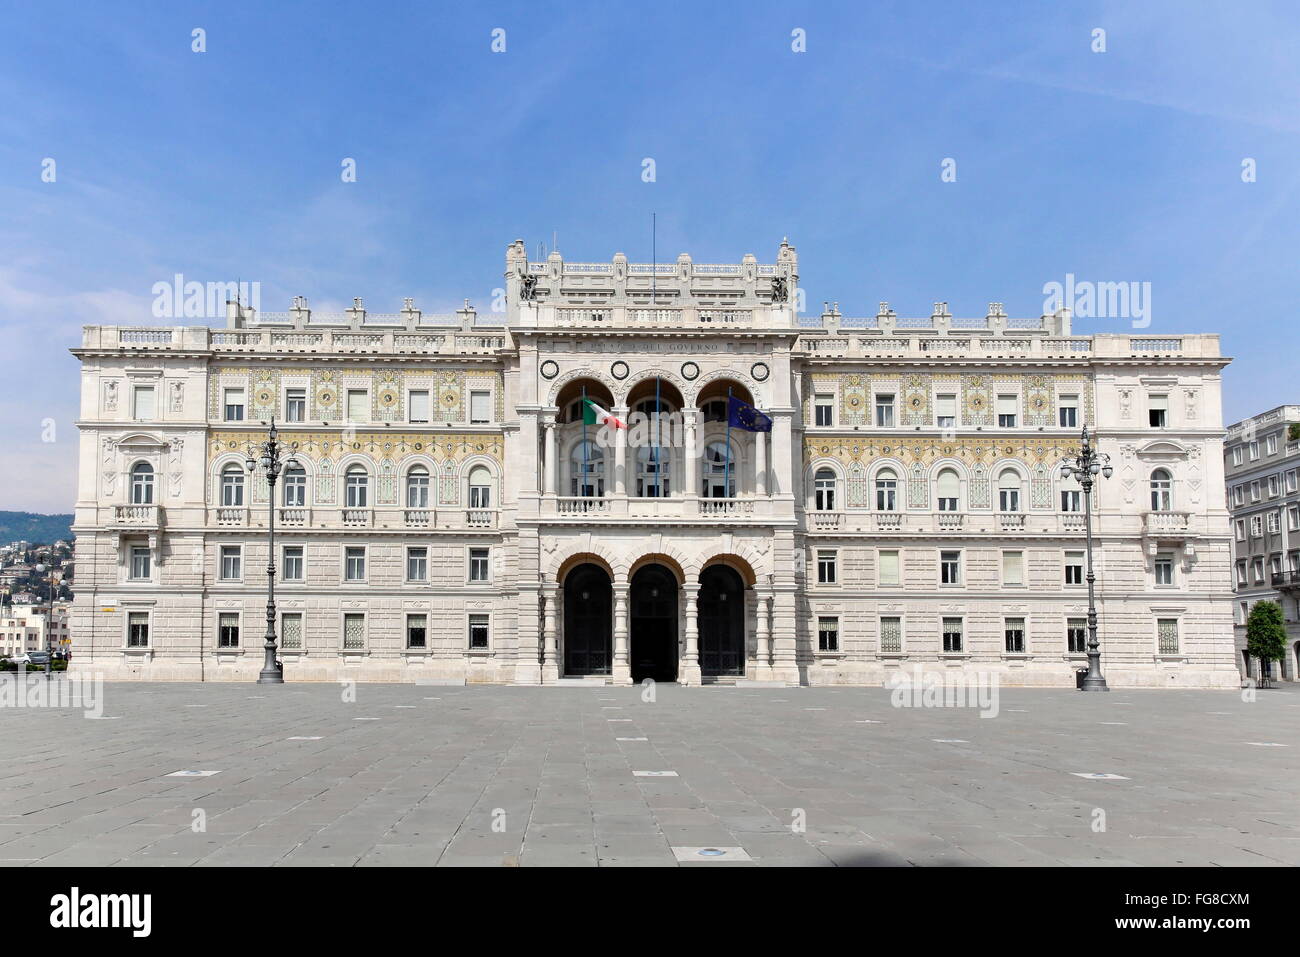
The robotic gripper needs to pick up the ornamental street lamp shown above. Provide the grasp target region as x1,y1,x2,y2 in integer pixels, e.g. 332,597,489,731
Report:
245,420,298,684
1060,425,1114,692
32,561,56,679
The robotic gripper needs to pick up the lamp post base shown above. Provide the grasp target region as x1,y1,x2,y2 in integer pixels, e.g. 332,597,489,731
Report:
257,666,284,685
1079,652,1109,691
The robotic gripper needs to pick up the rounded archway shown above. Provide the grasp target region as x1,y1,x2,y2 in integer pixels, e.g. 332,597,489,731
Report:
563,562,612,676
556,378,616,424
698,564,746,677
630,564,679,683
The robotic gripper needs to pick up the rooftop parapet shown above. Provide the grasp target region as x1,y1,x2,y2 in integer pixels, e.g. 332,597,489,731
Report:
503,238,800,323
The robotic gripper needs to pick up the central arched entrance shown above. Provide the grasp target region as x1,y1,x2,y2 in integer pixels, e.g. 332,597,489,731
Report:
563,563,612,676
630,564,678,682
698,564,745,677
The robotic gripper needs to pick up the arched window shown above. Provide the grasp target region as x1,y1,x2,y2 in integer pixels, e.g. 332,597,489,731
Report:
814,468,837,511
875,468,898,511
406,466,430,508
282,465,306,507
703,441,735,498
569,442,604,497
998,469,1022,512
636,446,671,498
469,465,493,508
345,465,369,508
130,462,154,505
1150,469,1173,511
936,468,960,512
220,464,244,507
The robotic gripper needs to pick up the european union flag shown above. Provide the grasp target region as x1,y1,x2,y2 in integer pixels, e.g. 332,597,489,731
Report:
727,395,772,432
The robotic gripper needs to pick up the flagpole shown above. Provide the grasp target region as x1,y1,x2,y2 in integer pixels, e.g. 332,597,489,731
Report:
581,386,589,500
725,388,733,499
654,376,662,497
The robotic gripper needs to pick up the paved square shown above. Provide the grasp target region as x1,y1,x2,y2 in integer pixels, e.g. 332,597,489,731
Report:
0,681,1296,866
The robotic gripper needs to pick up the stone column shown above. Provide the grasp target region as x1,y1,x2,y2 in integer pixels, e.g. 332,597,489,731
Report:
612,580,630,684
613,405,628,497
541,584,559,682
754,590,772,680
681,582,702,685
771,409,794,500
684,409,699,502
543,419,558,498
755,430,767,497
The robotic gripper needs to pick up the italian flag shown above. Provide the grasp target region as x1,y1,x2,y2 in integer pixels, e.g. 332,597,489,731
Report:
582,398,626,429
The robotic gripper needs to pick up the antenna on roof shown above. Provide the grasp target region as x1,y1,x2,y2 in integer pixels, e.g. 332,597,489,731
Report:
651,212,657,305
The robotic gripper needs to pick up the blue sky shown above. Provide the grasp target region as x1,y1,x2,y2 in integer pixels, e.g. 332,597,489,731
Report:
2,0,1298,512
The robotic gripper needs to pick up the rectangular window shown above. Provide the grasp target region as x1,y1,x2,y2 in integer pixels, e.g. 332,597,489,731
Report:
1148,394,1167,428
1065,551,1084,585
223,387,245,422
285,388,306,423
875,394,895,428
282,545,304,582
469,390,491,424
817,616,839,653
1289,505,1300,530
1251,515,1263,537
940,550,961,585
942,617,963,653
1267,434,1279,455
996,394,1018,428
1269,475,1281,497
1249,441,1260,461
218,612,240,648
129,545,151,580
469,547,490,583
1004,617,1026,654
879,616,902,653
344,546,366,582
346,389,368,423
878,550,899,586
1232,485,1244,506
1061,489,1082,512
1235,519,1245,541
1232,446,1243,465
1067,618,1087,654
1002,550,1024,586
1157,618,1179,655
935,394,956,429
1154,552,1174,586
1268,511,1281,534
406,613,427,649
127,611,149,647
817,549,837,584
220,545,241,581
468,614,490,650
406,546,428,582
814,394,834,427
343,613,365,650
409,389,430,424
1251,481,1261,501
1253,558,1264,582
1288,470,1299,493
281,612,302,650
1235,561,1247,586
1058,395,1078,428
133,385,156,420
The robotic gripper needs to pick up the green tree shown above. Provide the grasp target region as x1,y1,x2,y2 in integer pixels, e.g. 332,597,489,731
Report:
1246,599,1286,681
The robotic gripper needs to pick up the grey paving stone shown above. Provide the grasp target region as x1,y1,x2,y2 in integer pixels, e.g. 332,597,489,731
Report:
0,682,1295,866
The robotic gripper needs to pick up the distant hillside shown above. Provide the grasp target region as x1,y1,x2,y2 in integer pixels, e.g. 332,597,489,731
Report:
0,512,74,545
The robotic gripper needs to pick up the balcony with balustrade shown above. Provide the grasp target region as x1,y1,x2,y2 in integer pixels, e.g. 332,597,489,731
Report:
110,505,162,529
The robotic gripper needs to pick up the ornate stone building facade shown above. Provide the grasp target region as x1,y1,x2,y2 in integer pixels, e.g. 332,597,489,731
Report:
70,239,1238,686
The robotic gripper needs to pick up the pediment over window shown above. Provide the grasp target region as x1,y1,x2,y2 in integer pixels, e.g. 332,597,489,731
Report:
116,432,168,451
1136,439,1190,460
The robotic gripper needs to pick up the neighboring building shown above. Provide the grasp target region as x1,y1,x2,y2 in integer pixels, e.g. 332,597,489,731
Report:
0,603,48,658
1224,404,1300,680
69,239,1237,686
